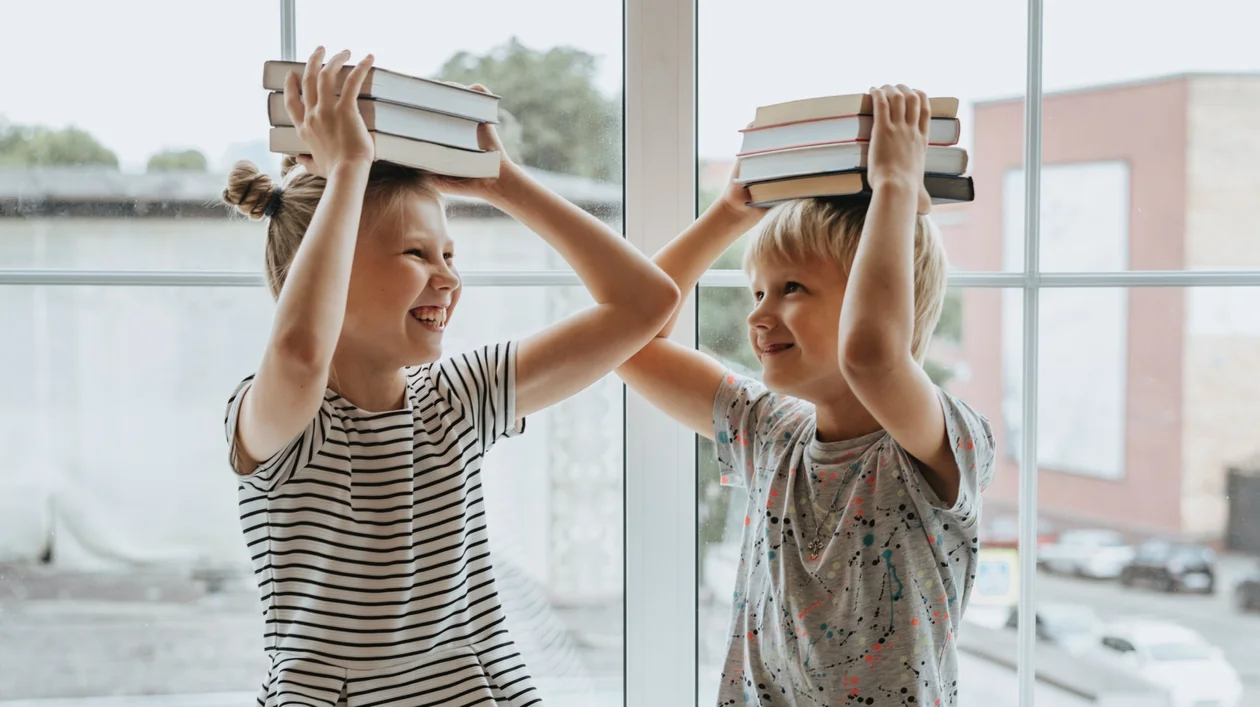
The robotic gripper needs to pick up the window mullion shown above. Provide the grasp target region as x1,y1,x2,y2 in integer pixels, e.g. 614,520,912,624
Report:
280,0,296,61
1017,0,1045,705
624,0,698,703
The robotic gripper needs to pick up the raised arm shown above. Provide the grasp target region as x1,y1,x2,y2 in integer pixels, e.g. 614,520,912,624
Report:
836,84,959,503
615,173,767,438
232,48,376,473
435,98,680,418
489,165,680,417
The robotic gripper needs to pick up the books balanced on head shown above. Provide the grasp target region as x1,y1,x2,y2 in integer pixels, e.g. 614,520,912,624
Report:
735,92,975,208
261,60,502,179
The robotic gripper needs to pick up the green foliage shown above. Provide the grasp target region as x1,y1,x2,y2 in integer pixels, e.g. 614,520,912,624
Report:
434,38,621,183
0,122,118,168
146,149,208,173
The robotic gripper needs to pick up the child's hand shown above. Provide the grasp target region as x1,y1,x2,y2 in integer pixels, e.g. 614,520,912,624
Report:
282,47,376,177
868,84,932,215
431,83,516,200
712,143,768,229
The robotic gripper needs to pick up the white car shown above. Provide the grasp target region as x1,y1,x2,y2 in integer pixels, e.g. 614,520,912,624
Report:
1005,601,1102,656
1039,529,1135,579
1092,619,1242,707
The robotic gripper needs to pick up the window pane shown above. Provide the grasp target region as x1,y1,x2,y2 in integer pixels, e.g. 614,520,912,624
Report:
0,1,275,270
297,0,624,270
0,286,623,705
697,286,1023,704
698,0,1026,271
994,288,1260,705
0,0,622,273
1032,1,1260,271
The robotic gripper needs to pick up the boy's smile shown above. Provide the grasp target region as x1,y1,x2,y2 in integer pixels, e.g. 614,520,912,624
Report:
747,256,849,401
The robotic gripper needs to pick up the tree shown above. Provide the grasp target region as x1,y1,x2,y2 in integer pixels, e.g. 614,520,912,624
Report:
146,148,208,173
433,38,621,183
0,123,118,168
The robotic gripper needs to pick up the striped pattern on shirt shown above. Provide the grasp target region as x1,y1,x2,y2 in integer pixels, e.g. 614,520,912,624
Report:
225,341,540,707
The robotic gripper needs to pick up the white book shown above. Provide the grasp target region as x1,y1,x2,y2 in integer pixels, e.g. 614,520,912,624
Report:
263,60,500,124
268,92,481,152
739,116,961,155
736,143,968,184
269,127,501,179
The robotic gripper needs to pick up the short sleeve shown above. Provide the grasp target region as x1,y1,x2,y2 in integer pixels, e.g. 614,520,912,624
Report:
433,341,525,453
224,375,332,493
931,388,995,527
711,371,806,489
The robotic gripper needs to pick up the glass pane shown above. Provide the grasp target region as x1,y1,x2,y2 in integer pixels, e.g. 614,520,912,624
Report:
0,285,623,706
0,0,622,272
0,0,276,270
1034,1,1260,271
298,0,624,270
697,286,1020,704
698,0,1026,270
1005,288,1260,706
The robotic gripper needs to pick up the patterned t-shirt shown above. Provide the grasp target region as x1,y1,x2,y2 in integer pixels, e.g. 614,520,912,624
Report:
711,372,995,706
225,341,542,707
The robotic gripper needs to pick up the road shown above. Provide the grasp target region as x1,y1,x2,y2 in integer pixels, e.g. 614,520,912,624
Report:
1036,556,1260,706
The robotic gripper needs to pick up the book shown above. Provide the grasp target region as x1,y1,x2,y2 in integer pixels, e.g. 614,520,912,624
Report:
735,143,968,184
746,172,975,208
269,127,501,179
267,92,481,152
262,60,500,124
754,93,960,127
739,115,961,155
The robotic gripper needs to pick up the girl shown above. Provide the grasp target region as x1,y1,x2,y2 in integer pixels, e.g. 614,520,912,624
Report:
220,48,678,706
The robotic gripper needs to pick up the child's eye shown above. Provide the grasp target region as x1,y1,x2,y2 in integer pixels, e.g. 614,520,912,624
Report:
753,291,764,302
784,282,804,294
444,253,455,262
405,249,426,259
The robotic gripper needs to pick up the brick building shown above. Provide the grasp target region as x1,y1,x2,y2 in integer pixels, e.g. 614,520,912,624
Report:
942,73,1260,542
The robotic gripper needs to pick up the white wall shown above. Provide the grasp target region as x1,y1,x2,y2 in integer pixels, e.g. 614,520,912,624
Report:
1001,162,1129,479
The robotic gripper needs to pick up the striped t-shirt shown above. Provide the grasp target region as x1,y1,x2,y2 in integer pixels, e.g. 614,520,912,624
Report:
225,341,541,707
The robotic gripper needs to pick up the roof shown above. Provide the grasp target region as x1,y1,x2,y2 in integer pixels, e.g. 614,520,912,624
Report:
974,71,1260,107
0,165,622,215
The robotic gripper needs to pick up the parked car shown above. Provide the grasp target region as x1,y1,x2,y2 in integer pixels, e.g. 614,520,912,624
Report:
1004,601,1101,655
1235,563,1260,613
1119,540,1216,594
980,514,1057,551
1039,529,1135,579
1092,619,1241,707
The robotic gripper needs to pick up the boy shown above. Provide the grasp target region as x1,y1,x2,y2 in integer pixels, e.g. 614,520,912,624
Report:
618,85,995,704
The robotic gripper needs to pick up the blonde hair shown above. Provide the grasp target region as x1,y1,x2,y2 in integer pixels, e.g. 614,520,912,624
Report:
221,157,441,299
743,198,948,363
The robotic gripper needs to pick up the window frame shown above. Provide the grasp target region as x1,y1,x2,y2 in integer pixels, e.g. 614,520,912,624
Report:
4,1,1260,705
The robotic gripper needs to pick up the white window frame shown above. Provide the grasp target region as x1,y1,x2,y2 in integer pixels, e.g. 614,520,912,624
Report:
4,0,1260,705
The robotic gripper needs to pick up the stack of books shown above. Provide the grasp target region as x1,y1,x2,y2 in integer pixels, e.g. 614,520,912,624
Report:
261,60,502,178
734,92,975,208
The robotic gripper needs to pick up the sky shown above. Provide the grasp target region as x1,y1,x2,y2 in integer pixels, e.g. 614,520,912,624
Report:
2,0,1259,172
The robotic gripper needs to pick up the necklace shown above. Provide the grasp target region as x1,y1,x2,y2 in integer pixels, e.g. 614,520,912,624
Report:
803,465,844,558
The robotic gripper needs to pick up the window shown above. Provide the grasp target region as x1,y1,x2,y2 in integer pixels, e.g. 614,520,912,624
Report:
0,2,625,704
695,1,1260,706
5,1,1260,705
